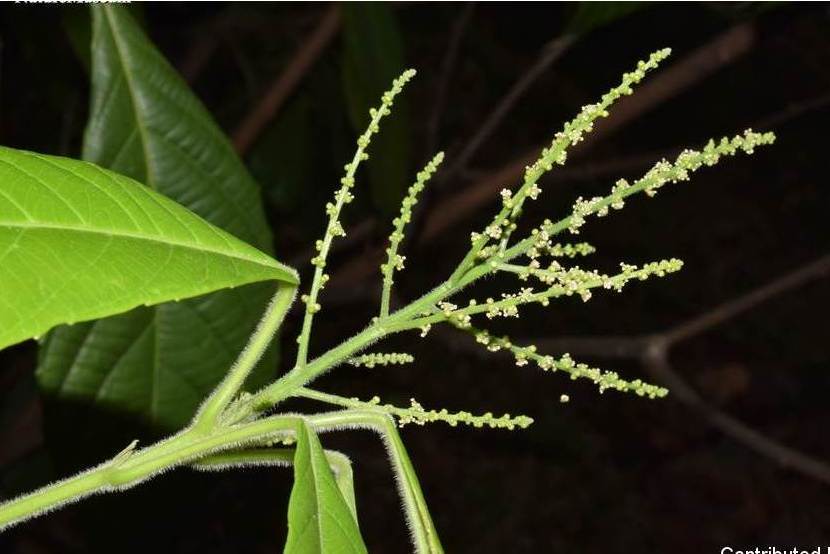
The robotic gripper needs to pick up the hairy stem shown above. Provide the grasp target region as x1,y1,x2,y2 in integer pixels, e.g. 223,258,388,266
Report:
246,281,458,414
194,284,296,431
309,410,445,554
0,416,299,530
194,447,358,519
295,71,416,367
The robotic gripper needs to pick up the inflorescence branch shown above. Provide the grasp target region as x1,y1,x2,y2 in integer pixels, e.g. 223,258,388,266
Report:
498,129,776,266
348,352,415,368
458,325,668,398
252,52,774,426
296,387,533,430
408,258,684,331
455,48,672,281
380,152,445,318
295,69,417,367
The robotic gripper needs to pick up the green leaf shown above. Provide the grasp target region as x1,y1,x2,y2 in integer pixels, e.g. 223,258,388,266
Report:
36,5,294,429
0,146,296,351
285,421,367,554
341,3,411,216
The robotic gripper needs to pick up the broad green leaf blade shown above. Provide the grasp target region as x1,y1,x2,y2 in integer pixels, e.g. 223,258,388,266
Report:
285,422,367,554
37,4,294,429
0,147,296,352
341,3,411,216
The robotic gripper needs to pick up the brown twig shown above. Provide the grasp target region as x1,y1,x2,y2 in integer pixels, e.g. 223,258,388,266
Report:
533,254,830,355
662,254,830,345
232,5,341,155
177,11,283,85
425,3,476,156
520,254,830,485
179,35,220,84
438,33,577,186
582,23,756,150
752,91,830,130
642,348,830,486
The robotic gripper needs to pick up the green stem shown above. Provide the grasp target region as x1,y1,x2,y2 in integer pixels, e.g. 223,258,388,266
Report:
0,217,520,535
0,416,298,530
0,257,484,534
194,446,359,519
246,281,458,414
194,284,296,431
309,410,444,554
0,466,109,530
194,447,295,469
294,72,415,368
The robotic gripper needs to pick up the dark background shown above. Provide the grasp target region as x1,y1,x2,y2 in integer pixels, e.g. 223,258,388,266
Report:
1,2,829,552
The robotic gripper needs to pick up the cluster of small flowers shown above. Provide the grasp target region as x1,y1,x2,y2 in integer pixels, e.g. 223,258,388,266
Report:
438,301,457,316
478,190,522,249
336,394,533,430
464,50,672,265
522,49,671,187
520,259,681,300
300,69,417,320
524,264,604,301
436,257,683,325
395,398,534,430
542,130,777,242
482,288,534,318
269,436,297,447
523,224,593,257
639,130,776,199
437,301,473,328
380,152,445,289
471,239,502,261
347,352,414,368
568,196,605,234
300,293,322,314
547,242,596,258
471,329,668,398
502,130,771,272
614,259,684,286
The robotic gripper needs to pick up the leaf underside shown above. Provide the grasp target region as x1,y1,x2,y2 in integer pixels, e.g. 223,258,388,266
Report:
35,5,294,429
285,422,367,554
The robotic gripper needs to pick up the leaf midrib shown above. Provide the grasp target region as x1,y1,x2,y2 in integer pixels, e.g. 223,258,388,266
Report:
102,5,157,189
302,426,362,553
102,6,265,249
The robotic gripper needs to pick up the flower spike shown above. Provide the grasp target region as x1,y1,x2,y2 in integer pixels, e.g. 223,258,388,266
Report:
380,152,445,317
457,48,672,276
296,388,533,430
295,69,417,366
348,352,415,368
